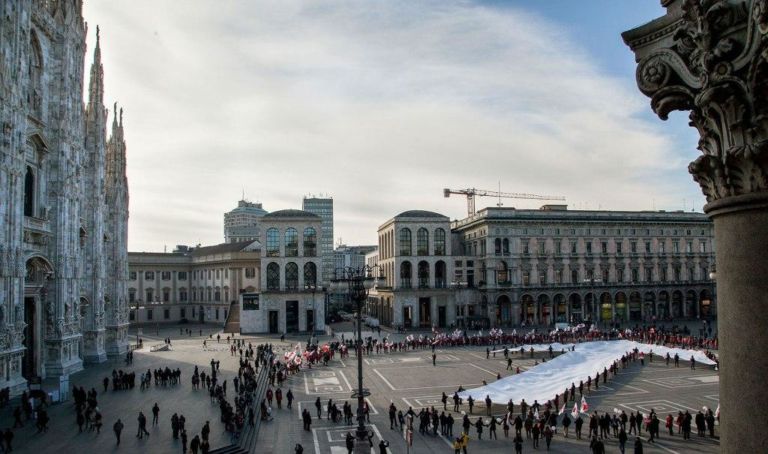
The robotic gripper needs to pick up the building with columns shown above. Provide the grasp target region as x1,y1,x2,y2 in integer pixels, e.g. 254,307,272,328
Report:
368,206,716,330
127,241,260,325
0,1,130,393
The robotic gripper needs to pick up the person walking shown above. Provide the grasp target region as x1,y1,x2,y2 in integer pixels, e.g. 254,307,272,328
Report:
113,419,123,445
618,427,628,453
634,437,644,454
181,429,188,454
136,411,149,439
190,435,201,454
544,424,553,450
152,403,160,426
201,421,210,442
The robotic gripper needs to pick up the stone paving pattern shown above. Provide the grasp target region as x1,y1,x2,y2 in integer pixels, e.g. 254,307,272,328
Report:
0,323,720,454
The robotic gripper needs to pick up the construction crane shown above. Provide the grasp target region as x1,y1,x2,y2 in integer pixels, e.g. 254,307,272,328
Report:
444,187,566,216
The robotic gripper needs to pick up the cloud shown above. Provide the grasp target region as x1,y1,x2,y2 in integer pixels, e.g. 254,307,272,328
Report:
83,0,705,251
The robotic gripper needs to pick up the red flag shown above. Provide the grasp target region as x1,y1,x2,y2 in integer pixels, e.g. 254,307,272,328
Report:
580,396,589,413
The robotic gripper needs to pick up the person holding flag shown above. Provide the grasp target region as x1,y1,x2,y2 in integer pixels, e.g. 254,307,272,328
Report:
562,409,572,438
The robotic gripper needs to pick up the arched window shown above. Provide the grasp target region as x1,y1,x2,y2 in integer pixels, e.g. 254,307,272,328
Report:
24,166,35,217
497,261,509,284
418,261,430,288
285,228,298,257
285,262,299,290
303,227,317,257
502,238,510,254
304,262,317,287
435,228,446,256
399,228,412,256
400,261,412,288
494,238,502,255
435,261,446,288
266,228,280,257
266,263,280,290
417,228,429,255
29,32,43,117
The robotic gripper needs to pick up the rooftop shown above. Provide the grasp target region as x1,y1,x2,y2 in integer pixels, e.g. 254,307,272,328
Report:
263,209,321,219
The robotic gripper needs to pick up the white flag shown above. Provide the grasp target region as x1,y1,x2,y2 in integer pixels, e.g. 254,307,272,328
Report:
580,396,589,413
715,404,720,418
559,403,566,415
571,403,579,419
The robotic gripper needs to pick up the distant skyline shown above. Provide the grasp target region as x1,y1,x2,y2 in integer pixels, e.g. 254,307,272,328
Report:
83,1,705,252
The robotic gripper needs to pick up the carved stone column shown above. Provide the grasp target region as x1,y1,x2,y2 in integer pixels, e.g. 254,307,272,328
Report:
624,1,768,451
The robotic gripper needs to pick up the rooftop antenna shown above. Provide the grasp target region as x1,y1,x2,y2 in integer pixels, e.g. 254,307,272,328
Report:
497,181,503,207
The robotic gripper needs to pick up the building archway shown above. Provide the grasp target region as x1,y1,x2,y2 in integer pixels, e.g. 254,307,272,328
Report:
686,290,698,318
23,256,54,380
538,294,551,325
700,289,713,318
554,294,567,323
496,295,513,326
584,292,596,322
568,293,582,323
615,292,627,322
672,290,684,318
644,292,656,319
629,291,642,321
521,294,535,325
658,291,670,319
600,292,613,322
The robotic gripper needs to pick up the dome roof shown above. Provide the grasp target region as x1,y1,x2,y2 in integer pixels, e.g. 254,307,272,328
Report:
263,209,320,219
394,210,447,219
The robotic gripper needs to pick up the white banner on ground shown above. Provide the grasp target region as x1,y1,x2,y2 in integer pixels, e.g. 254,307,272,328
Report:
459,340,716,404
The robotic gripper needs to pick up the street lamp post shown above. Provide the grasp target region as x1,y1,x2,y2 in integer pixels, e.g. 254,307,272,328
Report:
331,266,381,447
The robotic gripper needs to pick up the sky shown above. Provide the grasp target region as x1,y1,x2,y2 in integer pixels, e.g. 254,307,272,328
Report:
82,1,705,252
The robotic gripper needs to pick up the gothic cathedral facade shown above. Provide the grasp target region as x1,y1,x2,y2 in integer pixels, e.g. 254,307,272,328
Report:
0,0,129,393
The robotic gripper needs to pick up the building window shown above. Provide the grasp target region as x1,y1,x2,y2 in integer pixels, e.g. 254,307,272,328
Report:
225,289,229,302
267,263,280,290
400,261,412,288
555,269,562,284
616,242,622,254
570,241,577,254
179,289,188,302
178,271,187,280
164,309,170,320
285,262,299,290
700,241,707,253
523,240,530,255
602,269,609,282
146,289,154,302
631,269,639,282
207,288,212,301
24,166,35,217
129,271,137,280
659,241,666,253
522,270,530,286
303,227,317,256
180,308,186,319
216,308,220,320
539,271,547,285
129,289,136,303
688,267,695,281
245,268,256,278
161,271,171,281
554,240,561,255
214,288,221,302
417,261,430,288
601,241,608,254
571,269,578,283
266,228,280,257
208,270,212,279
145,271,155,280
216,269,220,279
495,238,502,255
630,242,637,253
674,267,681,281
661,267,668,282
304,262,317,287
586,241,592,255
645,242,651,253
645,267,653,282
399,228,412,256
435,261,447,288
502,238,510,254
163,289,170,302
673,241,680,253
129,311,135,321
434,228,446,256
417,228,429,255
147,309,153,321
538,241,546,255
617,269,624,282
285,228,299,257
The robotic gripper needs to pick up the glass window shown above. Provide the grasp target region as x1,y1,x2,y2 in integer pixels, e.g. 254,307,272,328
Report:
303,227,317,257
146,289,153,302
502,238,510,254
144,271,155,280
494,238,502,255
162,271,171,281
630,242,637,253
686,242,693,253
180,308,186,318
601,242,608,254
417,261,430,288
267,263,280,290
700,241,707,253
266,228,280,257
129,271,137,280
417,228,429,255
434,228,446,255
571,269,578,283
216,269,220,279
645,267,653,282
616,242,622,254
304,262,317,287
147,309,153,321
285,262,299,290
399,228,412,256
586,242,592,254
128,289,136,303
179,289,187,302
178,271,187,280
245,268,256,278
285,228,299,257
400,261,412,288
163,289,170,302
164,309,170,320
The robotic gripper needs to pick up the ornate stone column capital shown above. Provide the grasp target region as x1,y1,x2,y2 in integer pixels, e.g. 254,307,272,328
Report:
623,0,768,203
